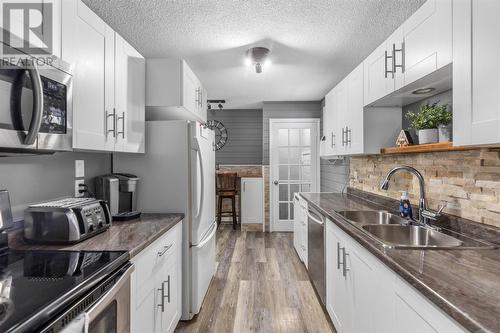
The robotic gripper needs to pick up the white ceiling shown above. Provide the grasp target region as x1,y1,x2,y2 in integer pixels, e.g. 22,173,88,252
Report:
83,0,425,109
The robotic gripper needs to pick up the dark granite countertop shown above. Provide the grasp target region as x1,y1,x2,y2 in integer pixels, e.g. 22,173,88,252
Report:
10,213,184,258
300,189,500,333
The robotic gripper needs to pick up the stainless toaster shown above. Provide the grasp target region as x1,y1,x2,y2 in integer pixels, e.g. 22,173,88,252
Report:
24,197,112,244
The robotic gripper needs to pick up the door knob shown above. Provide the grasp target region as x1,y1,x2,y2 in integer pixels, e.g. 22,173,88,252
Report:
273,181,279,186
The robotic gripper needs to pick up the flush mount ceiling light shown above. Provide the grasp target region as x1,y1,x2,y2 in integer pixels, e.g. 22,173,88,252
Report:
412,88,436,95
245,47,271,73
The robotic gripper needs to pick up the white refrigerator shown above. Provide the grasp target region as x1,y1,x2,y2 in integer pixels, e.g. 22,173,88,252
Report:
114,120,216,320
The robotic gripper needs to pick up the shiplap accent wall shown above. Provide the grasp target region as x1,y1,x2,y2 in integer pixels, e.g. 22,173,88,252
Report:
262,101,322,165
320,158,350,192
208,109,263,165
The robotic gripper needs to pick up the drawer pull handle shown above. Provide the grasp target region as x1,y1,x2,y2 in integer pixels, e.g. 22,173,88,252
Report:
158,244,173,257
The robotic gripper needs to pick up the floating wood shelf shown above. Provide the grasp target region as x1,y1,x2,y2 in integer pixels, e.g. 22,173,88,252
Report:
380,142,470,155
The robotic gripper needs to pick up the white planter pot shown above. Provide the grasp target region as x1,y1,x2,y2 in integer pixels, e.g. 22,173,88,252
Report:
438,125,452,142
418,129,438,144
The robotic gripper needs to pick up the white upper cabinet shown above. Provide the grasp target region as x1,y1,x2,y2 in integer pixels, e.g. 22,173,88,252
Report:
364,0,452,106
363,35,398,106
395,0,452,89
115,34,146,153
453,0,500,146
62,0,115,151
342,64,364,155
322,88,338,156
146,59,207,123
63,0,145,153
322,63,401,157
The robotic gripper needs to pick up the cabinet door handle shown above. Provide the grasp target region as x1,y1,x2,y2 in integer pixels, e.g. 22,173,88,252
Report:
342,127,348,146
385,50,394,78
158,281,165,312
346,127,352,145
166,275,171,303
158,244,173,257
331,132,336,148
337,242,342,270
105,109,116,137
116,112,125,139
393,42,405,74
243,181,246,192
342,247,350,278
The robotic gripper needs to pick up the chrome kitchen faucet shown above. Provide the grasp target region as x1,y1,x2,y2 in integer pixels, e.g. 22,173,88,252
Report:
380,166,444,226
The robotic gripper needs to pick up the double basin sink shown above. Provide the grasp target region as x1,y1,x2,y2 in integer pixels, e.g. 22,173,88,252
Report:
337,211,494,250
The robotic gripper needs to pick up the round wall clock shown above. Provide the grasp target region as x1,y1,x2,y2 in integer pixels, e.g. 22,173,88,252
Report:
205,120,228,151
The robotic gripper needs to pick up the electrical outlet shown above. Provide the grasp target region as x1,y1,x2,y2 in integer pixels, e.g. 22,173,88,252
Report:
75,179,85,197
75,160,85,178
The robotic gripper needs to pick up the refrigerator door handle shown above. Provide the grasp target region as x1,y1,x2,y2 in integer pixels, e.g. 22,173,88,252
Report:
191,221,217,248
191,138,204,220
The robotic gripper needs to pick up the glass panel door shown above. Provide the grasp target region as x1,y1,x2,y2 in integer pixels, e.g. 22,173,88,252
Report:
270,120,319,232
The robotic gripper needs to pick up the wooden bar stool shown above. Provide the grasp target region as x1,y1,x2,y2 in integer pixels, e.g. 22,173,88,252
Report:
216,172,238,229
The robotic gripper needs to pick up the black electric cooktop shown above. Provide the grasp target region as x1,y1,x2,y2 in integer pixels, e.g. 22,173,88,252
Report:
0,249,129,333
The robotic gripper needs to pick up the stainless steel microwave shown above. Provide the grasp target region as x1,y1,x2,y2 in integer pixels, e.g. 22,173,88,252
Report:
0,43,72,153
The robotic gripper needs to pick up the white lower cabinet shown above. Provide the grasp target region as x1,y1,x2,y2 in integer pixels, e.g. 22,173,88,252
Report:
293,195,308,266
326,218,466,333
131,222,182,333
240,178,264,224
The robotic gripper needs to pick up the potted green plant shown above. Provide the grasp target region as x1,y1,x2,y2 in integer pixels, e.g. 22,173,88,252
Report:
406,103,450,144
436,106,453,142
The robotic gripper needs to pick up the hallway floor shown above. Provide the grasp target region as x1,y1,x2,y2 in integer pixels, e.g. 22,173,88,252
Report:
176,224,335,333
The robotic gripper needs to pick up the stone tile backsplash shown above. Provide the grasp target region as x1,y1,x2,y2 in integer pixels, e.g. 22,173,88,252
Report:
350,148,500,228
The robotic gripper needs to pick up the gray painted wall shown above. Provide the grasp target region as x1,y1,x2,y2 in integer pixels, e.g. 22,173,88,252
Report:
402,89,452,143
208,109,263,165
0,152,110,220
262,101,322,165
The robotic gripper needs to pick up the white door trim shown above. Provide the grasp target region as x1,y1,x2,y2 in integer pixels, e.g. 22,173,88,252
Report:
269,118,320,233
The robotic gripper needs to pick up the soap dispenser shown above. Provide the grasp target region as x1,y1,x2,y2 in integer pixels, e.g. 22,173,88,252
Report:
399,191,413,219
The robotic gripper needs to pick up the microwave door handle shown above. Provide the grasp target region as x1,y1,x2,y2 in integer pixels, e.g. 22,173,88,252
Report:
24,59,44,145
85,264,134,323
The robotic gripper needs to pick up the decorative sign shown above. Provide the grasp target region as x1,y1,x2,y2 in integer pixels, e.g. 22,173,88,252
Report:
205,120,228,151
396,130,414,147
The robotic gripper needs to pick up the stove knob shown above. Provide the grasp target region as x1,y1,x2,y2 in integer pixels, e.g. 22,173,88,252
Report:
98,221,104,228
88,223,95,233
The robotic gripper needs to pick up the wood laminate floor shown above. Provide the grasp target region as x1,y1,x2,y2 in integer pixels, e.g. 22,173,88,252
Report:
176,224,335,333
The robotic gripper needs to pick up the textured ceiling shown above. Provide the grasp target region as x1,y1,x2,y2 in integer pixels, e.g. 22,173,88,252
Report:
83,0,426,109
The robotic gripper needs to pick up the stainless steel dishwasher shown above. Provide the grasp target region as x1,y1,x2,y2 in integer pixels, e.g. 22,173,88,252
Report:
307,205,326,305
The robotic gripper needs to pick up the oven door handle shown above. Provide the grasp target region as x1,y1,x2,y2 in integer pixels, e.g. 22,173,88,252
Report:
24,58,44,145
85,263,134,323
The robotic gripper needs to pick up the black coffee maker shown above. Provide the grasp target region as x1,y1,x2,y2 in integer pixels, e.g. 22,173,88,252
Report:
95,173,141,221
